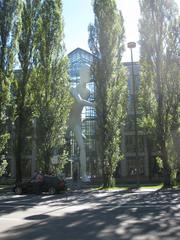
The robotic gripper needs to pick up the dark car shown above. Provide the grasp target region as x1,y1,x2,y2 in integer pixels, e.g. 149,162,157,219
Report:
14,175,67,195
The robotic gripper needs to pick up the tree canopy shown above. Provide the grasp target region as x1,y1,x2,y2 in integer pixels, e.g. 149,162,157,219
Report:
139,0,180,187
89,0,127,187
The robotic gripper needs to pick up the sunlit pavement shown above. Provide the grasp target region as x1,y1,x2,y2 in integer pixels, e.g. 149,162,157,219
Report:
0,189,180,240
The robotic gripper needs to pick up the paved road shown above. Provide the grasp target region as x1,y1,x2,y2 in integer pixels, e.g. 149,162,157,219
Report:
0,189,180,240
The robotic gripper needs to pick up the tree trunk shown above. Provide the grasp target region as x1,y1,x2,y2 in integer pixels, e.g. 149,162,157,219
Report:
161,141,171,188
146,137,152,181
103,172,114,188
103,172,109,188
15,116,23,183
44,150,50,174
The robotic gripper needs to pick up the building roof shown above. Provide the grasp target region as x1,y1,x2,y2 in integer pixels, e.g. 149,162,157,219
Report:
68,47,93,57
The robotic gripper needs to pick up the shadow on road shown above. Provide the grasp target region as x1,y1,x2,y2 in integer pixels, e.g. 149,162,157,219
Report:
0,189,180,240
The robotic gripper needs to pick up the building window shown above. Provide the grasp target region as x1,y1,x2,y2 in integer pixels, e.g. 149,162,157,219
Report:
127,157,144,176
125,135,145,153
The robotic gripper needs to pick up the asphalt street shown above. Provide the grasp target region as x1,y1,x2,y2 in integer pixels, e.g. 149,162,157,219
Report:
0,188,180,240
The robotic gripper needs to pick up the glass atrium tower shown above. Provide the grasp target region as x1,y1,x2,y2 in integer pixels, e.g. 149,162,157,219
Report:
68,48,97,177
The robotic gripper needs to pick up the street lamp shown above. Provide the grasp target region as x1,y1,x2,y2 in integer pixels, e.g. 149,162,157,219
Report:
127,42,140,186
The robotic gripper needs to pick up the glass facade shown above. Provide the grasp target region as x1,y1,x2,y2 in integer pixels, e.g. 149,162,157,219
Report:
68,48,151,179
68,48,97,176
122,62,147,178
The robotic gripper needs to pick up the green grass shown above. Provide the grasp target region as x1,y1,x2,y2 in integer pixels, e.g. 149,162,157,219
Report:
0,184,13,193
172,184,180,189
139,183,163,190
94,186,129,191
92,183,164,191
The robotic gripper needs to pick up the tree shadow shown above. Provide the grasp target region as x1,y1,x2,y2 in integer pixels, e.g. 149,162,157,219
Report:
0,192,68,215
0,189,180,240
25,214,50,221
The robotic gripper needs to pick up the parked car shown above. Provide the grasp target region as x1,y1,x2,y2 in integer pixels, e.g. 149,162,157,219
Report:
13,175,67,195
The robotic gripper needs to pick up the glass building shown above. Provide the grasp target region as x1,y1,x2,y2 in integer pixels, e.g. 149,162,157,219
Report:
67,48,161,181
68,48,98,177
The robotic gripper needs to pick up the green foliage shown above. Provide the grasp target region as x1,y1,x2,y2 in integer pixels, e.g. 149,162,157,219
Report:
0,0,71,179
89,0,127,187
32,0,71,173
51,150,69,175
155,156,163,170
13,0,42,182
170,169,177,186
139,0,180,187
138,115,156,135
0,134,9,153
0,0,22,164
0,160,8,177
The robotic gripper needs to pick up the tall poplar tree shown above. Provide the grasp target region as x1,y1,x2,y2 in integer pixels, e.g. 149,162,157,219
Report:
0,0,21,167
88,0,127,187
14,0,41,182
33,0,71,173
139,0,180,187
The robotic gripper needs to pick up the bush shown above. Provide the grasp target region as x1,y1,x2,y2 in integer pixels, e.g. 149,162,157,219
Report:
0,160,8,177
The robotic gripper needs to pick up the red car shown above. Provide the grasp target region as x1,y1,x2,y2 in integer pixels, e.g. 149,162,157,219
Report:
14,175,67,195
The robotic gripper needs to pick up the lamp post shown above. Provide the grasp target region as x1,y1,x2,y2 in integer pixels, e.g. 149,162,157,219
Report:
127,42,140,186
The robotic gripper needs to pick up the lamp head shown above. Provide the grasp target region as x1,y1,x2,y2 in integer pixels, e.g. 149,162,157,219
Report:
127,42,136,49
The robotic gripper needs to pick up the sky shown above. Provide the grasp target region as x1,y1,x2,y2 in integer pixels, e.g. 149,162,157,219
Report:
62,0,180,62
